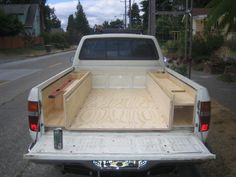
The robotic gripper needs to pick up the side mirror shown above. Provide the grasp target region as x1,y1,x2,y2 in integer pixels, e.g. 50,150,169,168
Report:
70,57,74,63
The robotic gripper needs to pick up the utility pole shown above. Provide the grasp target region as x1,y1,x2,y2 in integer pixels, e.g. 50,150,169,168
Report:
148,0,156,36
184,0,189,69
155,0,193,78
125,0,127,28
120,0,127,28
188,0,193,78
129,0,132,29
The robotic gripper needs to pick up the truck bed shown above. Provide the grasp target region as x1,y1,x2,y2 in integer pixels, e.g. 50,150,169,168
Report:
42,71,196,131
70,88,167,130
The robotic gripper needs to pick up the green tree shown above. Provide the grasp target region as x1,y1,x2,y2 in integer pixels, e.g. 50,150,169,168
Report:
140,0,210,31
193,0,211,7
0,10,24,36
0,0,46,4
74,0,90,35
66,14,75,32
130,3,141,29
206,0,236,33
66,14,79,44
102,21,109,29
44,5,61,32
140,0,148,31
109,19,124,28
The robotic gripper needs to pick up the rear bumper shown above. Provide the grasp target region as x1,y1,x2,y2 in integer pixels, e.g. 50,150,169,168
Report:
25,153,214,163
28,160,207,176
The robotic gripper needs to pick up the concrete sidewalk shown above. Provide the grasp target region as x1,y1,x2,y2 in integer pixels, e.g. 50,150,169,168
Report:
191,70,236,113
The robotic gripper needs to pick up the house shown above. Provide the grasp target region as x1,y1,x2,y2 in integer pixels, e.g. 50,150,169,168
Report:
192,8,209,36
0,4,41,36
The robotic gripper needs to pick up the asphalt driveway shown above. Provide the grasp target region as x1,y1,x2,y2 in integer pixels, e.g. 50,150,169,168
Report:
191,70,236,113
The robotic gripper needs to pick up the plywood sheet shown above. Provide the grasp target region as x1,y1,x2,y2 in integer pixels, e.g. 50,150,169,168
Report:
149,72,195,106
68,89,168,130
44,109,64,127
173,106,194,127
174,92,195,106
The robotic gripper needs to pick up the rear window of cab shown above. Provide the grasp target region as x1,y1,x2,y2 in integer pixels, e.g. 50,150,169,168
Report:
79,38,159,60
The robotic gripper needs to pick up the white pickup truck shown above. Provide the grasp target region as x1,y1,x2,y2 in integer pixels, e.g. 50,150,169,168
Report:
24,34,215,174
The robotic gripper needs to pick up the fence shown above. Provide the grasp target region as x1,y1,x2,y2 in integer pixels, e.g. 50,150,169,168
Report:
0,36,43,49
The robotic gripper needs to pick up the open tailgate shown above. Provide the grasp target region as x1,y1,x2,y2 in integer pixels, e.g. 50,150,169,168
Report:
24,132,215,162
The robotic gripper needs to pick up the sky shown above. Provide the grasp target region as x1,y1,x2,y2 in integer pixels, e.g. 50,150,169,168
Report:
47,0,143,30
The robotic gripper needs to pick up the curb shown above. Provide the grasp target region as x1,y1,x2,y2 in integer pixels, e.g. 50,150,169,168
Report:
26,48,76,58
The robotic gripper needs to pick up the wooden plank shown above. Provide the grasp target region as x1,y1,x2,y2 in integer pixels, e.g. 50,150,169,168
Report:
44,109,64,127
146,75,174,129
64,73,92,128
148,72,173,98
48,79,73,98
174,92,195,106
42,71,89,128
167,72,196,98
149,72,195,106
42,73,72,126
151,73,185,92
64,72,90,98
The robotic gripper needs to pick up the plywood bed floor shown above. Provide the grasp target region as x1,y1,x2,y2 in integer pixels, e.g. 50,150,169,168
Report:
68,89,168,130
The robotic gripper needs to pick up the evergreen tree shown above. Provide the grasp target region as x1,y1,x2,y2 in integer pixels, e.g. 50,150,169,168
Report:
67,14,75,32
130,3,141,29
0,0,46,4
44,5,61,32
109,19,124,29
140,0,149,31
102,21,109,29
74,0,90,35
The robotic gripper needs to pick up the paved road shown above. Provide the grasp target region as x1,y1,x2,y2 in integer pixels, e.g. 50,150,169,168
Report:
191,70,236,112
0,52,74,177
0,54,203,177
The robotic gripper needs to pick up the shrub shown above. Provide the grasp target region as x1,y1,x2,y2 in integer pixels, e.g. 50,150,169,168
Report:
192,33,224,63
171,64,188,76
226,36,236,51
65,32,82,45
206,33,224,51
165,40,179,53
41,32,51,45
51,33,66,44
42,32,70,49
0,10,24,36
192,36,210,58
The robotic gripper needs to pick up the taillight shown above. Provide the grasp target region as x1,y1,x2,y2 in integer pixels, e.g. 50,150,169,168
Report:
29,116,39,131
28,101,40,132
198,101,211,132
28,101,38,112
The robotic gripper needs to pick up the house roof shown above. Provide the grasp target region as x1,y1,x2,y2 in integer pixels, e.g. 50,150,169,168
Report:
25,4,38,27
0,4,39,27
0,4,30,15
192,8,209,16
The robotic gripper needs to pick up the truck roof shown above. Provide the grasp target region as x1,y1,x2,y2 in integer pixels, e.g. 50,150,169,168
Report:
83,33,156,40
